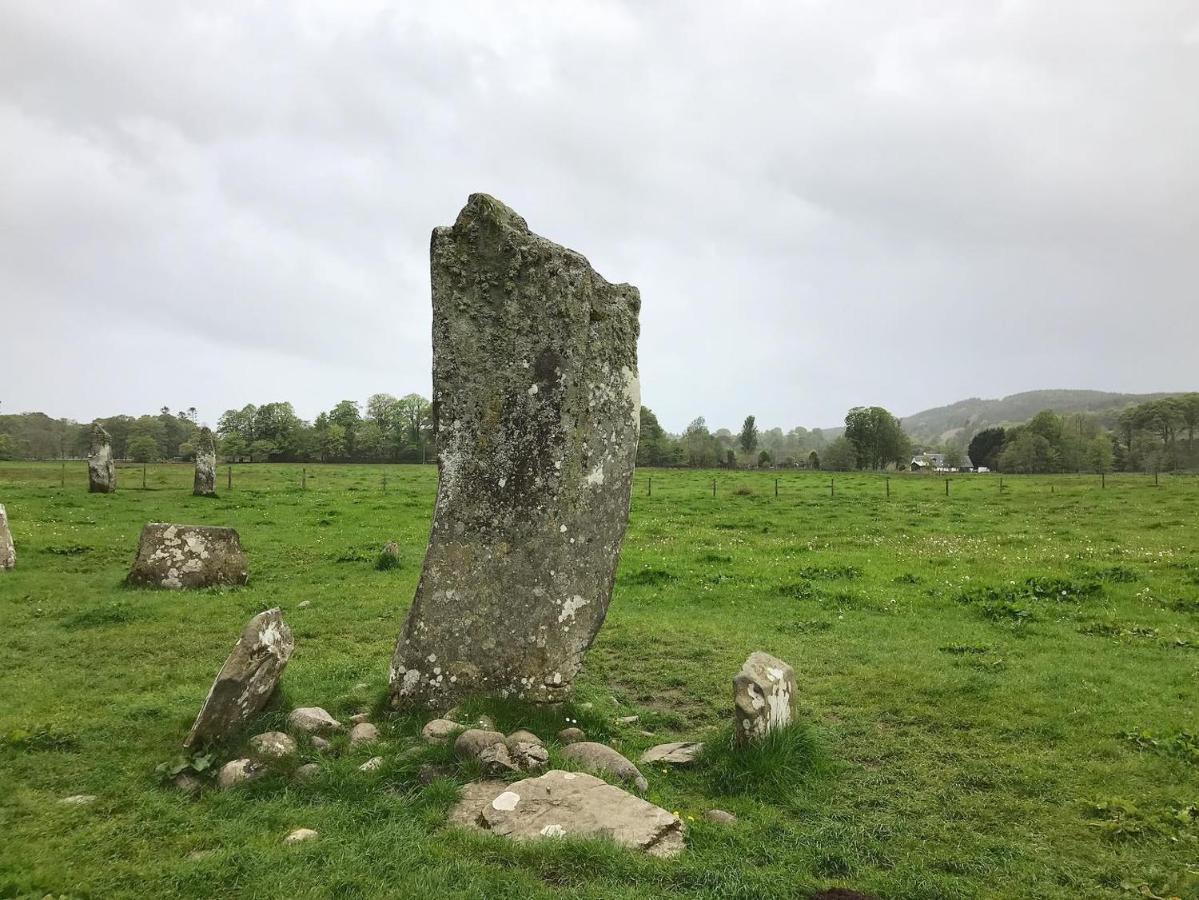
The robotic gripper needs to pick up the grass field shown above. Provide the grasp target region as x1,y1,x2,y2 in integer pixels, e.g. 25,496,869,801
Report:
1,461,1197,899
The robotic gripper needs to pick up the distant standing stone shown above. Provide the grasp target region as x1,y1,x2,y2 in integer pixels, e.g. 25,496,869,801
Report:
184,608,294,750
193,427,217,497
87,424,115,493
126,523,249,589
389,193,641,709
0,504,14,570
733,651,797,746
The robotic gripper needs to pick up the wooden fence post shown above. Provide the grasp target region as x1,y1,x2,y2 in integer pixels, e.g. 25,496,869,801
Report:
227,466,232,491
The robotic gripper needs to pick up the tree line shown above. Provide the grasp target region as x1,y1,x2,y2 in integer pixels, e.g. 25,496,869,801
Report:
2,393,1196,473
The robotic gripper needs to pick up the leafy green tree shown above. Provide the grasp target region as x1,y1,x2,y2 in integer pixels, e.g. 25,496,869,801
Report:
999,430,1055,473
757,449,772,467
944,445,964,469
822,436,856,471
844,406,909,469
967,427,1006,470
1087,435,1114,473
127,434,161,462
739,416,758,454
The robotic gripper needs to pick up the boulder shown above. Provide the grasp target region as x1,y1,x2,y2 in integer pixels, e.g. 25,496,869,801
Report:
126,523,249,589
349,723,380,746
193,427,217,497
507,730,543,746
733,651,797,745
389,194,641,708
557,727,586,744
453,729,507,760
560,741,648,793
288,707,342,735
216,758,262,790
421,718,460,744
451,770,684,857
0,504,14,570
249,731,297,760
640,741,704,767
183,608,294,750
311,736,332,752
87,424,115,493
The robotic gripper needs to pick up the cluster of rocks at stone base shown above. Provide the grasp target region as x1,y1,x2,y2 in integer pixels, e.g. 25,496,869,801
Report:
0,503,15,570
127,522,249,590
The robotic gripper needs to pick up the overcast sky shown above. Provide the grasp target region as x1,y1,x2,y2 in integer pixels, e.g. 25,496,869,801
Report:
2,2,1197,433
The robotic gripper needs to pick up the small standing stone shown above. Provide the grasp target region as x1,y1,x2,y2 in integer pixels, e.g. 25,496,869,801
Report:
0,504,14,570
127,523,249,589
348,723,380,746
288,708,342,734
249,731,297,760
733,651,797,746
283,828,319,844
184,608,294,750
87,423,115,493
193,427,217,497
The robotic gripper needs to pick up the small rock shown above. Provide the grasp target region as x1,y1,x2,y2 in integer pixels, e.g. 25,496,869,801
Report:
294,763,321,782
557,727,586,744
311,736,332,752
560,742,649,793
348,713,371,725
288,707,342,734
454,729,507,760
216,759,262,790
506,729,543,746
640,741,705,767
478,743,520,776
358,756,384,772
172,774,203,795
616,715,640,725
640,730,655,737
283,828,318,844
249,731,297,760
508,741,550,772
417,763,456,785
349,723,380,746
704,809,737,825
422,718,460,744
58,794,97,806
297,600,311,609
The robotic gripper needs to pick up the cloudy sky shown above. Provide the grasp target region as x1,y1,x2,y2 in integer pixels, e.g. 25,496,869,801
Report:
2,2,1197,433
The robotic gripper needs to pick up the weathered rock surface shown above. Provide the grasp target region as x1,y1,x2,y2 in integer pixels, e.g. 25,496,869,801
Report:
126,523,249,589
284,828,319,844
640,741,705,767
507,729,543,746
358,756,384,772
294,763,321,782
560,742,648,792
87,424,115,493
0,504,14,570
349,723,380,746
450,770,684,857
557,727,586,744
454,728,507,760
704,809,737,825
217,758,262,789
183,608,294,750
733,651,797,745
249,731,297,760
193,427,217,497
421,718,460,744
508,740,550,772
288,707,342,734
389,194,641,709
478,743,520,776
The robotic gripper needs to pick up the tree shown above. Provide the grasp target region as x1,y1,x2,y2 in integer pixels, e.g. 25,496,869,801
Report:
843,406,909,469
738,416,758,454
637,407,677,467
681,417,719,468
967,427,1006,471
999,430,1054,473
822,436,856,471
127,434,161,462
1088,434,1114,473
944,445,964,469
757,449,772,467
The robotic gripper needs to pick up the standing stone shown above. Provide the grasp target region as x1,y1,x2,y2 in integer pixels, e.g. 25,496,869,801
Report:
127,523,249,589
389,194,641,709
0,504,14,570
733,651,797,746
193,427,217,497
87,424,115,493
183,608,294,749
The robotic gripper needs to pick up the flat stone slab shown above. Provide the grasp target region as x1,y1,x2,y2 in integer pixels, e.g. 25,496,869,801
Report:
184,608,294,749
640,741,704,766
389,193,641,708
450,770,684,857
127,523,249,589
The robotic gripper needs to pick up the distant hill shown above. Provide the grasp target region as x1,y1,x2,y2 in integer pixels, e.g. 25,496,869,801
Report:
896,389,1177,445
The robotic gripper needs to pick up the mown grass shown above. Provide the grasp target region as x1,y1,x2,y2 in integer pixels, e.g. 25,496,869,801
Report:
0,462,1197,898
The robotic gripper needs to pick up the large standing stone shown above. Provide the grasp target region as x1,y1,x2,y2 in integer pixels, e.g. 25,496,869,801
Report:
127,523,249,589
193,427,217,497
733,651,797,746
0,504,14,570
450,770,684,857
184,608,294,749
87,424,115,493
389,194,641,709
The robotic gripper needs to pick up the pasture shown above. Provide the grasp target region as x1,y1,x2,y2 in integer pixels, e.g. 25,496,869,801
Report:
0,462,1196,899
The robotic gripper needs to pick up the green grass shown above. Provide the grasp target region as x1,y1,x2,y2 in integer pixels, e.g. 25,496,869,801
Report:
1,462,1198,898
